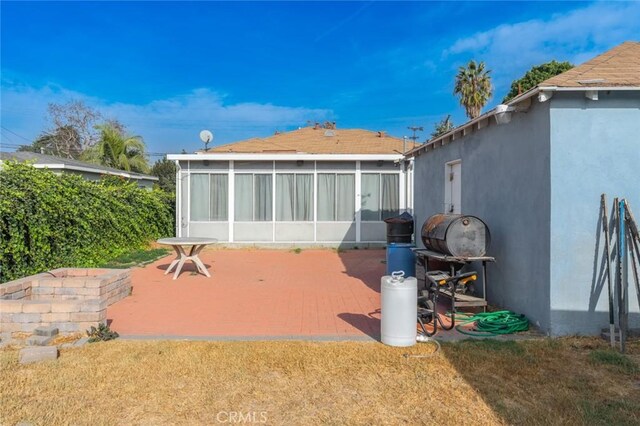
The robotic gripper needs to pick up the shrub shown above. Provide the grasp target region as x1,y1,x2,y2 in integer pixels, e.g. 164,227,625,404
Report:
0,162,174,282
87,323,119,343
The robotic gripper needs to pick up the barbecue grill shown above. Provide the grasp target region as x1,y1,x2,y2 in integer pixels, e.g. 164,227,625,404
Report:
414,214,496,311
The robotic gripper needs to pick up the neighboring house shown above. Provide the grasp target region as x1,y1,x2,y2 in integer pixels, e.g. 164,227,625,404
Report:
0,151,158,189
167,126,417,245
406,41,640,336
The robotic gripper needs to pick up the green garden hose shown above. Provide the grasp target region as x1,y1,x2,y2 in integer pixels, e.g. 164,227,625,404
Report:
450,310,529,336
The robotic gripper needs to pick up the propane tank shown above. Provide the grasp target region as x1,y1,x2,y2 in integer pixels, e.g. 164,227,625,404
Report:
381,271,417,347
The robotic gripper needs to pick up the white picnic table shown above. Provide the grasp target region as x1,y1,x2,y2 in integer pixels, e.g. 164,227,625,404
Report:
157,237,218,280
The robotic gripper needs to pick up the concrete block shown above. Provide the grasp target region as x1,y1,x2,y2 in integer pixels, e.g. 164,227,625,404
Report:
34,326,59,337
26,335,53,346
54,287,80,296
0,301,23,313
84,279,103,288
12,313,41,323
41,313,70,322
52,322,80,332
80,300,106,312
22,302,51,314
36,279,63,288
1,313,14,322
77,288,101,297
71,312,102,322
67,268,89,277
51,301,81,313
61,277,86,288
57,295,80,301
31,287,55,296
2,282,23,294
10,290,26,300
19,323,40,332
19,346,58,364
0,323,23,333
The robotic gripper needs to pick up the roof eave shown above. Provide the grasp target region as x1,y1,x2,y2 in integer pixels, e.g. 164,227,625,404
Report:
31,163,158,181
167,153,406,161
405,84,640,158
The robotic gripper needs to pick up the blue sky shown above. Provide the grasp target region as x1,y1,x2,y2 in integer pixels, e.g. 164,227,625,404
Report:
1,1,639,156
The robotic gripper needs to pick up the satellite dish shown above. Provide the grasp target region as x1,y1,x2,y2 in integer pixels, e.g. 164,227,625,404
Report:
199,130,213,143
199,130,213,151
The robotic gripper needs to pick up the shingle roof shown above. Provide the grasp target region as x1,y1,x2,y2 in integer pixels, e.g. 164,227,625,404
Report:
540,41,640,88
0,151,158,181
201,127,418,155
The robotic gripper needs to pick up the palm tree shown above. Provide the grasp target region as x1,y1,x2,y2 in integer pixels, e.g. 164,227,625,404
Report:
82,124,150,173
431,115,455,138
454,60,493,119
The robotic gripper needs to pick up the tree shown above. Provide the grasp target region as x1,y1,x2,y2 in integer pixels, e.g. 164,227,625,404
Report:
151,158,177,193
17,126,82,158
454,60,493,119
431,115,454,138
47,100,102,151
502,60,574,102
82,124,150,173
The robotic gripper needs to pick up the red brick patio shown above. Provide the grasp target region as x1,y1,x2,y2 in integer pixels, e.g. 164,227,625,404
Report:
108,249,384,338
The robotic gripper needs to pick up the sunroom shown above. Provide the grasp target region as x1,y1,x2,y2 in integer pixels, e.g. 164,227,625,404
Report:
167,127,415,245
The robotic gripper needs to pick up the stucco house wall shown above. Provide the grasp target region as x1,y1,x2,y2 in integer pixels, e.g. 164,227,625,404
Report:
412,89,639,336
412,99,552,332
549,91,640,335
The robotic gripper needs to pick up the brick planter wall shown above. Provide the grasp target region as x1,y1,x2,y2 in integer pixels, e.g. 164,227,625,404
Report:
0,268,131,333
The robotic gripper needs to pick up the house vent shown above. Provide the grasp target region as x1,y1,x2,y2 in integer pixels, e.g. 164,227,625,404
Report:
324,130,336,137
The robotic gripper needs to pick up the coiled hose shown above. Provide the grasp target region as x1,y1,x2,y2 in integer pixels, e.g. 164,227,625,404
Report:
452,310,529,336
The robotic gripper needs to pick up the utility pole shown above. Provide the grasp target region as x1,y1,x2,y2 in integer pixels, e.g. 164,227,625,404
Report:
407,126,424,143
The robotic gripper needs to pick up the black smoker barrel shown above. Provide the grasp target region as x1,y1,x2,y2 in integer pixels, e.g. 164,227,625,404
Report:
421,214,490,257
384,212,414,244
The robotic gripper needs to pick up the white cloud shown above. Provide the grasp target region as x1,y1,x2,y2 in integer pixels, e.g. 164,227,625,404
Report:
0,81,333,154
445,2,640,88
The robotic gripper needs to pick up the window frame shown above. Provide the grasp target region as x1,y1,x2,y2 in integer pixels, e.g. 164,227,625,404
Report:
275,172,314,222
189,172,229,222
317,172,356,222
234,173,273,222
361,172,400,222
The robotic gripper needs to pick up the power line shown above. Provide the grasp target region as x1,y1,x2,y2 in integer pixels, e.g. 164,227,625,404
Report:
1,126,31,142
407,126,424,142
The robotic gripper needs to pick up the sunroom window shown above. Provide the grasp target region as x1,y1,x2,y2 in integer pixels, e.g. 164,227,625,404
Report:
235,174,273,221
317,173,355,221
361,173,399,221
276,174,313,221
190,174,228,221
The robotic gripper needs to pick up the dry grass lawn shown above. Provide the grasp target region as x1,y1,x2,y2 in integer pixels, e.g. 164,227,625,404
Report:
1,337,638,425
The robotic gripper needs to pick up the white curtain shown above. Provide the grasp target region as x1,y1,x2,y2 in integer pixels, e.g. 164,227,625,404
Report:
235,174,252,221
190,174,209,221
336,174,355,221
276,174,295,221
254,174,272,221
317,174,335,221
296,174,313,221
210,174,228,221
381,174,399,220
361,173,380,221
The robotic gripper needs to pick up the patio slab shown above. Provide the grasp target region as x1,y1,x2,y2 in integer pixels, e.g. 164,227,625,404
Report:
108,249,385,338
107,248,493,340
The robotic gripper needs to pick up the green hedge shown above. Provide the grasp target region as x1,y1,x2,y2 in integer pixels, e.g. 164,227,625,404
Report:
0,162,174,282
